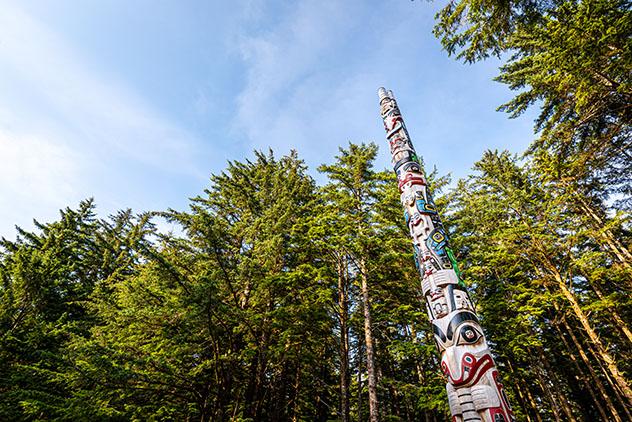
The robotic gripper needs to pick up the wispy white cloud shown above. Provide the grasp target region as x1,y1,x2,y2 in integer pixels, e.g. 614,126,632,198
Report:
231,0,534,179
0,2,201,170
0,127,82,238
234,1,356,150
0,0,537,240
232,0,430,176
0,2,205,238
0,130,79,204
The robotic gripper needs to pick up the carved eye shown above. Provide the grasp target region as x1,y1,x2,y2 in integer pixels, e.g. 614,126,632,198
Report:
432,231,445,242
457,325,483,345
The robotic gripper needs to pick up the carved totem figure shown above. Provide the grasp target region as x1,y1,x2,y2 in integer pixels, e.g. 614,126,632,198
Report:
378,88,514,422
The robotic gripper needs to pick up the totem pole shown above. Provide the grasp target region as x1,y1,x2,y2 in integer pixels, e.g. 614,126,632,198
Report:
378,88,514,422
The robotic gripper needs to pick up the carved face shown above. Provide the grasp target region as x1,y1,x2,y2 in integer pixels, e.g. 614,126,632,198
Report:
409,212,423,227
443,361,514,421
432,309,486,352
420,251,441,274
389,115,403,130
397,161,421,175
400,184,425,207
389,136,407,154
380,100,398,122
426,229,447,258
416,197,437,215
398,172,426,191
392,149,408,164
457,324,483,345
429,288,449,318
403,192,415,207
453,289,473,310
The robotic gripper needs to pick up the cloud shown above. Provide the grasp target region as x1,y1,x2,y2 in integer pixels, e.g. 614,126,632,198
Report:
231,0,534,181
231,0,419,172
0,127,83,239
0,131,79,204
0,3,203,171
0,2,206,238
234,1,354,146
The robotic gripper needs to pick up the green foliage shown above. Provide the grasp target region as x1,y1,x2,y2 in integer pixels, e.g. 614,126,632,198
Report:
1,139,629,420
433,0,551,62
499,0,631,203
448,150,631,420
0,0,629,419
434,0,631,204
432,3,631,415
0,200,153,420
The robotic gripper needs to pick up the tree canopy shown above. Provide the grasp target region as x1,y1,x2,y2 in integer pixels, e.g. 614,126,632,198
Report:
1,0,630,420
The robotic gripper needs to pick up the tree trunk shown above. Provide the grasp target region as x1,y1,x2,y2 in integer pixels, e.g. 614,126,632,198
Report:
520,373,544,422
506,360,536,422
561,315,630,421
338,255,351,422
535,253,632,407
359,256,379,422
270,362,289,420
408,324,426,385
357,342,363,422
507,359,542,422
537,346,577,421
387,383,401,419
291,359,302,422
555,321,612,422
521,379,543,422
512,381,532,422
244,327,269,420
552,270,632,404
574,192,632,270
534,363,563,422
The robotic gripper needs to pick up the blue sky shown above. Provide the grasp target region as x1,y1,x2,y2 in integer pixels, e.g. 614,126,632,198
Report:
0,0,537,238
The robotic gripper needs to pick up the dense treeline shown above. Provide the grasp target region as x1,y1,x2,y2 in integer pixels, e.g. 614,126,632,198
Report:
1,0,630,420
1,140,629,421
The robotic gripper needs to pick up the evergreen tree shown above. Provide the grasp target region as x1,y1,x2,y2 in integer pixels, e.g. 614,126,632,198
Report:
319,142,386,422
0,200,153,420
450,150,631,420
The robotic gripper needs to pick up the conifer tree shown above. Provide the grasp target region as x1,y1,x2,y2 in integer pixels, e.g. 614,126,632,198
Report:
449,150,631,420
319,142,386,422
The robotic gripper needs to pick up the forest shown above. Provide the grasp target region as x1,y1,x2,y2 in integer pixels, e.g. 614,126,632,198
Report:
1,0,630,421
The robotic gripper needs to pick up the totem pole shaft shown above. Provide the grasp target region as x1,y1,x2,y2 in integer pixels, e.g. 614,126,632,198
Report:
377,88,514,422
